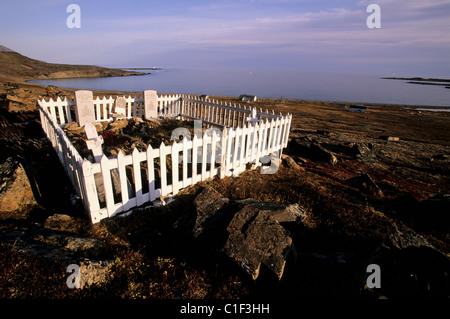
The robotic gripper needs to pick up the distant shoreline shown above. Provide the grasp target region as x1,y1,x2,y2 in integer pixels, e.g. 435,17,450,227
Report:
123,67,162,71
383,76,450,89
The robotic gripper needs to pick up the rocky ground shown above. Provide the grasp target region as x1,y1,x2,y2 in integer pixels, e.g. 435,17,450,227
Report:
0,79,449,299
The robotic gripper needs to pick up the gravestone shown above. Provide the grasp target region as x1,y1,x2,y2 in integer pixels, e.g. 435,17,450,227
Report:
85,123,104,163
113,97,127,118
75,90,95,126
143,90,158,119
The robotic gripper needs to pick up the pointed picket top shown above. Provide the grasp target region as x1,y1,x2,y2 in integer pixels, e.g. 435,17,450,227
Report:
192,133,198,144
132,147,140,156
160,141,166,150
100,154,109,165
202,130,209,141
117,149,125,160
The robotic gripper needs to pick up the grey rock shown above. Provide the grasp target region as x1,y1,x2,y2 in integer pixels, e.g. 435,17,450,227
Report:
0,157,37,212
223,202,298,280
44,213,76,231
234,199,307,224
310,143,338,165
192,186,231,238
351,142,375,162
79,260,114,288
345,173,383,197
281,154,303,171
385,227,434,250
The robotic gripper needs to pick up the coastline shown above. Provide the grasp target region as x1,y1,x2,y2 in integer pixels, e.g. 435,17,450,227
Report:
0,47,148,83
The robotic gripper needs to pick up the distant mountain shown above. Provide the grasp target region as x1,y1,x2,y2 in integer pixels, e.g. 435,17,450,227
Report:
0,45,147,81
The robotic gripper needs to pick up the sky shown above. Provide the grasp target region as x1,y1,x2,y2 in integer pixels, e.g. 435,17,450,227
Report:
1,0,449,76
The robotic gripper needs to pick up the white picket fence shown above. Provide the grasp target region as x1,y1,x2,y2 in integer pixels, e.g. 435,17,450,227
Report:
38,93,292,223
38,94,182,125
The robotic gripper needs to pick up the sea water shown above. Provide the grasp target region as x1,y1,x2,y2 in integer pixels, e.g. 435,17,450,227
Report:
29,67,450,107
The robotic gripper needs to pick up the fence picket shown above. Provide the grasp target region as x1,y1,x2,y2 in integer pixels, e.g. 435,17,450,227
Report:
182,137,189,188
160,142,168,197
232,127,241,169
146,145,158,201
132,148,144,206
117,151,131,212
201,132,208,181
172,141,180,195
210,131,217,179
192,134,199,184
100,155,115,217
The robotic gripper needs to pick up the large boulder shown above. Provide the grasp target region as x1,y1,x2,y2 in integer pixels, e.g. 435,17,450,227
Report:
0,157,37,213
191,186,232,241
287,139,338,165
366,226,450,298
223,203,298,280
345,173,383,198
222,200,306,280
188,187,306,280
351,142,374,161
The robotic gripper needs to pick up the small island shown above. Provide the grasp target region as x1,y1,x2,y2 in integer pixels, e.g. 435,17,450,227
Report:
383,76,450,88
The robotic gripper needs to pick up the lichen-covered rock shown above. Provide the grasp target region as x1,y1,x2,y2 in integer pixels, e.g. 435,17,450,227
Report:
0,157,36,212
223,204,296,280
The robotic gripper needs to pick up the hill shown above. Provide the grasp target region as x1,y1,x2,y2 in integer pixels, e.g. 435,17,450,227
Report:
0,45,147,81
